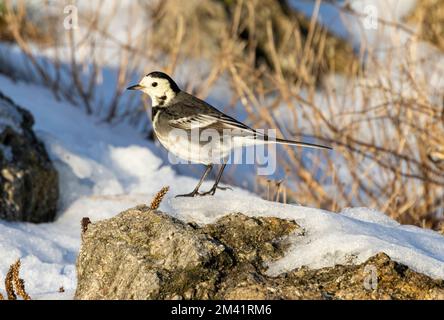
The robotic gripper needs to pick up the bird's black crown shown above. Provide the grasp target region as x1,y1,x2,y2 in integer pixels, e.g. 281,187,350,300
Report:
146,71,181,93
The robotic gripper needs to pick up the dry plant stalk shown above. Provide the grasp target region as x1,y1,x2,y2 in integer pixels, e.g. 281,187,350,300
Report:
266,179,287,204
2,0,142,120
4,259,31,300
0,292,4,300
5,262,16,300
150,186,170,210
11,260,31,300
81,217,92,234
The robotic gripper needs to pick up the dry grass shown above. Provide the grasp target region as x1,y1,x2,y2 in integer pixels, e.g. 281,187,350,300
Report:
4,262,15,300
81,217,91,234
1,0,143,117
0,1,54,45
1,0,443,230
2,259,31,300
405,0,444,52
150,186,170,210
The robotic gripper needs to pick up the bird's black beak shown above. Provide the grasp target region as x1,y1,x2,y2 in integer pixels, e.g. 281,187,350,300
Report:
127,84,144,91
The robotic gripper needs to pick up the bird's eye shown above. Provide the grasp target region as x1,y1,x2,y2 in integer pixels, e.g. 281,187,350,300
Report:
152,82,158,87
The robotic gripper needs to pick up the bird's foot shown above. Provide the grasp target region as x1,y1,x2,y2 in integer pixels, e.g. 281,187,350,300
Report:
199,185,232,196
175,190,201,198
176,185,232,198
199,188,216,196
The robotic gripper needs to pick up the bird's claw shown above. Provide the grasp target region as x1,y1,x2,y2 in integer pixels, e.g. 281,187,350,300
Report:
199,189,216,196
175,191,201,198
175,185,232,198
199,185,232,196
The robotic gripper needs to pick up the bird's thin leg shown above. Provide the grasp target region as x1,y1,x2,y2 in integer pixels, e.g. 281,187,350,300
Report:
176,164,213,198
201,163,231,196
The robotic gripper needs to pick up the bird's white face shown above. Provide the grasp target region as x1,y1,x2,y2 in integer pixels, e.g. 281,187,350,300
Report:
129,75,177,107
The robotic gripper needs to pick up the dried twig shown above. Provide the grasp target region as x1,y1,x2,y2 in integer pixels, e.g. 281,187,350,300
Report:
11,260,31,300
5,262,16,300
4,259,31,300
150,186,170,210
81,217,91,234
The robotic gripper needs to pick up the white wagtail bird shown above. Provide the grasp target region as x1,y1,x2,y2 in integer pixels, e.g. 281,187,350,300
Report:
127,71,331,197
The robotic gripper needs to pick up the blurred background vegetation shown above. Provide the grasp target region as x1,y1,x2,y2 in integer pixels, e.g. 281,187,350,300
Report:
0,0,443,231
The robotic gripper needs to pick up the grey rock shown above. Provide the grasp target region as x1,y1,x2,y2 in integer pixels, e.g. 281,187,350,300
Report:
75,206,444,300
0,91,58,222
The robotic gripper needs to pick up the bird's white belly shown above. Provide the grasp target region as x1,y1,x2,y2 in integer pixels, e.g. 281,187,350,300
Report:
155,130,233,165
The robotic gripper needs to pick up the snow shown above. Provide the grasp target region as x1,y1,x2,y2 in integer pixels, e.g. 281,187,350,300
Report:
290,0,418,49
346,0,417,48
168,196,444,279
1,74,444,300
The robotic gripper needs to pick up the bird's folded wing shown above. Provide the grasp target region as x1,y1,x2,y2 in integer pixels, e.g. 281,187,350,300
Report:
167,102,254,134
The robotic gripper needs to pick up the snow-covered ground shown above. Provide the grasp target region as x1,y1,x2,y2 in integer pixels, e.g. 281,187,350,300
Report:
1,74,444,300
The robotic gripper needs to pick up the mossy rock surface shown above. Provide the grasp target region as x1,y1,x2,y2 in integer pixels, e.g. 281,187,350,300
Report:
75,206,444,300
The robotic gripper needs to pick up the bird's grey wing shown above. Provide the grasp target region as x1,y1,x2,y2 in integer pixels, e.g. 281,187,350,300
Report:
167,97,255,134
168,113,217,130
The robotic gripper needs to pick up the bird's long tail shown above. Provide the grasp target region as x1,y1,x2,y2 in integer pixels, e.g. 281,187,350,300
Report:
249,132,332,150
273,137,332,150
240,129,332,150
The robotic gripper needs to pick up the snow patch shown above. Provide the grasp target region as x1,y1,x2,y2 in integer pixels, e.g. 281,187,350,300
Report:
168,196,444,279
